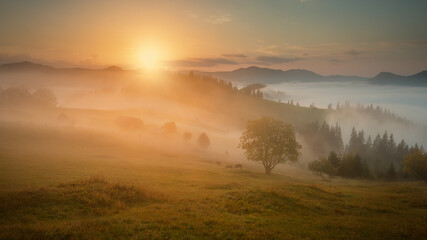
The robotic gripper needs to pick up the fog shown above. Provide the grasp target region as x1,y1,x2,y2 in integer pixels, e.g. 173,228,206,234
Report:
1,70,426,175
262,81,427,147
0,70,250,168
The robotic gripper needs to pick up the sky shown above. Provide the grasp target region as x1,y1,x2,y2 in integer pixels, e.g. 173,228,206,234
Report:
0,0,426,76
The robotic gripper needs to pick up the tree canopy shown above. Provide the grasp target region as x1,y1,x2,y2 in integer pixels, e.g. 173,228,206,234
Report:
198,132,210,149
162,121,177,134
404,150,427,182
239,117,301,174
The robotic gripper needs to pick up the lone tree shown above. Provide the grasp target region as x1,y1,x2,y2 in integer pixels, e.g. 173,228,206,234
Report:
239,117,301,174
162,121,177,134
198,132,210,149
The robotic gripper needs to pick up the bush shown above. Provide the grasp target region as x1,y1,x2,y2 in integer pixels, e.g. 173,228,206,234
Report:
403,150,427,182
308,157,335,180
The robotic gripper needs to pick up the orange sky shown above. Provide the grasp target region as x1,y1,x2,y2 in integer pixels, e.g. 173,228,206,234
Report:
1,0,426,76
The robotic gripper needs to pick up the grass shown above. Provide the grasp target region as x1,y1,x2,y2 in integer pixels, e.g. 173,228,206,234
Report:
0,123,426,239
0,176,160,223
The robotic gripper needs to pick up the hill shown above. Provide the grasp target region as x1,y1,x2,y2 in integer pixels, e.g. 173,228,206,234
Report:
200,66,366,84
0,61,133,88
0,61,55,72
2,62,425,86
369,71,427,86
0,122,426,239
0,61,126,74
201,66,427,86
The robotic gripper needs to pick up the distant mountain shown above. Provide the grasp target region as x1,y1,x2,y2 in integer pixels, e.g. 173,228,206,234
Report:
0,61,132,89
369,71,427,86
2,62,426,86
412,70,427,79
0,61,126,74
0,61,55,72
102,65,124,72
200,66,366,84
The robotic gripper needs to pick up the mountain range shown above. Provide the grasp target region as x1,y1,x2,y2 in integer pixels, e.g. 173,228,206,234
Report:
201,66,427,86
1,61,426,86
0,61,125,74
368,71,427,86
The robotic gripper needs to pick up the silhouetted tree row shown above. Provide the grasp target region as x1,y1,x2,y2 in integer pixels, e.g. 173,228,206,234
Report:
309,151,371,180
305,121,424,180
174,71,238,95
328,101,413,127
346,127,423,178
175,72,266,99
239,83,264,98
300,121,344,156
0,87,57,108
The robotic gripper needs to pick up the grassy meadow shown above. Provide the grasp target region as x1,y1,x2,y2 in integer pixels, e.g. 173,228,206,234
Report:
0,122,426,240
1,1,427,239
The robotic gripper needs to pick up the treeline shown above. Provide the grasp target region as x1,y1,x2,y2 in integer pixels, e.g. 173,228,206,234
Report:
121,71,264,102
300,121,343,156
0,87,57,108
328,101,413,127
346,127,423,178
174,71,238,95
174,72,266,99
238,83,264,98
304,121,424,180
308,152,370,180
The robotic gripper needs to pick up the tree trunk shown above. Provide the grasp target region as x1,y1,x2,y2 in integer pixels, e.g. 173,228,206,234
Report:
265,167,272,175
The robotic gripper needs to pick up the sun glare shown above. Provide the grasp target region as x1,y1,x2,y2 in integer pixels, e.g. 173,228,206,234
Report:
138,46,162,70
141,50,157,69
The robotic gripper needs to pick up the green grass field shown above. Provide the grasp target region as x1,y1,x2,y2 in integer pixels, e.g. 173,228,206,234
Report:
1,123,426,240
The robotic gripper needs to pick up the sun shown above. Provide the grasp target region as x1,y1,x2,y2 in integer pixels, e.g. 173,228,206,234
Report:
138,45,162,70
140,50,157,69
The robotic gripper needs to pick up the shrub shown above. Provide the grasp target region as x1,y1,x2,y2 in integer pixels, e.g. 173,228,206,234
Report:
403,150,427,182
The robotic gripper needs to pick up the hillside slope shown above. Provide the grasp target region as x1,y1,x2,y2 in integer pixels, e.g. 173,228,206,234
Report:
0,123,426,240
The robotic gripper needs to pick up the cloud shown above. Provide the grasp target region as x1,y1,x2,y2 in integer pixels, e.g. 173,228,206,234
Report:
186,11,199,19
255,42,310,56
344,50,363,56
404,40,427,46
205,13,231,24
255,56,303,65
222,54,247,58
329,59,344,63
164,58,238,68
186,11,231,25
